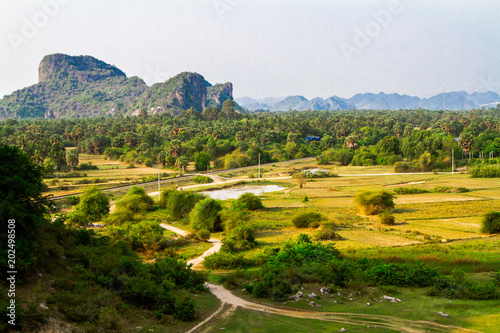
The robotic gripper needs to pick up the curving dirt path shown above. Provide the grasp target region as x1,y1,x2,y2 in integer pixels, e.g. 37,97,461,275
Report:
159,223,479,333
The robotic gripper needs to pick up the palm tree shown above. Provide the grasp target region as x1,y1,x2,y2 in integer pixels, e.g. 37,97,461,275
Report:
458,133,474,159
175,156,189,175
169,139,182,158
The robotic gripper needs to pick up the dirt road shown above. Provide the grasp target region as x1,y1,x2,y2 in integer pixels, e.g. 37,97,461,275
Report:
159,223,478,333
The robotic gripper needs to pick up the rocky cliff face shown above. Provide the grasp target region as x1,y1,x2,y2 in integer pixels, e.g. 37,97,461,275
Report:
207,82,233,107
0,54,239,119
38,54,126,83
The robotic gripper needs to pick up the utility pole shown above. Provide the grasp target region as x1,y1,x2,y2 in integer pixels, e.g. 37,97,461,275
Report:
258,153,261,179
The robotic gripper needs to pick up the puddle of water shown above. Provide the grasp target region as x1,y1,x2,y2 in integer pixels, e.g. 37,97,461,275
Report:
201,185,286,200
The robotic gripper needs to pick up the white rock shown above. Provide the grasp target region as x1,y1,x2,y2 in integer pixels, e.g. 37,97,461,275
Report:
308,292,317,298
366,303,371,306
39,303,48,310
309,301,322,308
382,295,402,302
320,287,330,294
438,311,450,317
339,328,347,332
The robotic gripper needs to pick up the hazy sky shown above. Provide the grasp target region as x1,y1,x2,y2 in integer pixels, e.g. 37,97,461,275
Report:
1,0,499,100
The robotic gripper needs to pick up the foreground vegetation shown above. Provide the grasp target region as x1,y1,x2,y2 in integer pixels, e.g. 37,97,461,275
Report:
2,107,500,332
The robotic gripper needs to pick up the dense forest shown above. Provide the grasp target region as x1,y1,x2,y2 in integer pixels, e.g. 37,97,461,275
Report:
0,107,499,175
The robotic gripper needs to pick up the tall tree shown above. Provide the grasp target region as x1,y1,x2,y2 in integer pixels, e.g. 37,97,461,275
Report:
66,148,79,171
0,145,48,273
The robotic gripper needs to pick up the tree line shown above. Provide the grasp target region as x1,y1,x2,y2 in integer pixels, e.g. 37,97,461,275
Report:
0,107,499,175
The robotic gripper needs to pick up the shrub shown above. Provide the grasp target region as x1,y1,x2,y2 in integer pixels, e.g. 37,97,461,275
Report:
198,229,211,241
469,164,500,178
193,175,213,184
292,212,324,228
159,188,176,209
65,195,80,205
108,220,169,251
106,187,154,225
221,201,250,232
481,211,500,234
76,162,99,170
190,198,223,232
75,186,110,221
393,187,429,194
379,211,396,225
203,252,251,269
222,226,256,252
418,151,434,171
235,193,264,210
354,190,395,215
174,297,195,321
67,210,89,227
394,161,413,173
167,191,205,220
314,223,340,241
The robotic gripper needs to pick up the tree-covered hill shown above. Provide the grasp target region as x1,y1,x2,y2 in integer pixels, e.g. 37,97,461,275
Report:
0,54,241,119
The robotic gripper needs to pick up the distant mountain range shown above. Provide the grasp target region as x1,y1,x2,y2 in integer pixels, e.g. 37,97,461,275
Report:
236,91,500,111
0,54,240,119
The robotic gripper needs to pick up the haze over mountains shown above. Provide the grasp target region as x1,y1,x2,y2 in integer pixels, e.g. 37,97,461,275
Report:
236,91,500,112
1,53,499,120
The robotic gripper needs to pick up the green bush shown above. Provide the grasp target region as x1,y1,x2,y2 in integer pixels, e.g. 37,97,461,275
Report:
354,190,395,215
394,161,413,173
198,229,211,241
379,211,396,225
393,187,429,194
65,195,80,205
235,192,264,210
75,186,110,221
314,223,340,241
106,187,154,225
193,175,213,184
481,211,500,234
203,252,251,269
221,201,250,231
107,220,169,251
222,226,256,252
66,210,89,227
159,188,176,209
291,212,324,228
469,164,500,178
174,297,196,321
167,191,205,220
190,198,223,232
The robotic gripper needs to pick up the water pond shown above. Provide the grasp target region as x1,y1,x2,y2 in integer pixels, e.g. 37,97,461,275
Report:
201,185,286,200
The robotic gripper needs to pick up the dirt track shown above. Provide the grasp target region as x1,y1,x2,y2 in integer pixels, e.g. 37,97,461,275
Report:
159,222,479,333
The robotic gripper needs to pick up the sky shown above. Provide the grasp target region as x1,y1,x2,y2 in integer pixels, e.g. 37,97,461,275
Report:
1,0,499,100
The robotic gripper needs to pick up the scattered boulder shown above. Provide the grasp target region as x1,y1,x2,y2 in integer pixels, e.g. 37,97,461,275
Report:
438,311,450,317
308,292,317,298
320,287,330,294
339,328,347,332
366,303,371,306
382,295,402,302
309,301,322,308
289,291,305,302
39,303,49,310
